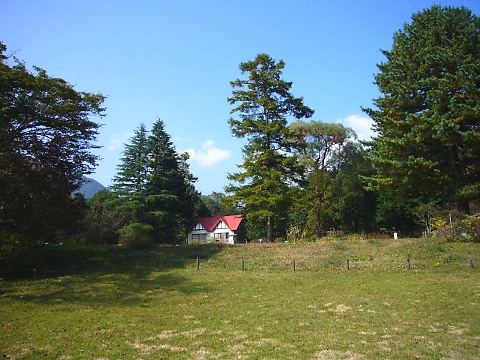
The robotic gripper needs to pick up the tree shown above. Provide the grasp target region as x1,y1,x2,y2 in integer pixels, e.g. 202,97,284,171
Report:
226,54,314,242
0,42,105,242
331,143,377,233
289,120,355,238
111,119,197,243
112,123,149,196
86,190,126,244
146,119,195,243
364,6,480,216
290,120,355,172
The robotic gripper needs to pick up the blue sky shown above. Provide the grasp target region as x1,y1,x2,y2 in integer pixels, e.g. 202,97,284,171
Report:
2,0,479,195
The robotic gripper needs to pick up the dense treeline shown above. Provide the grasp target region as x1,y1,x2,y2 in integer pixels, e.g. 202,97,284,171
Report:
224,5,479,241
1,5,479,252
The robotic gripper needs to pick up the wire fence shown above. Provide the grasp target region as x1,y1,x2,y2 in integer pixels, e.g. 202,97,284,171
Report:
154,256,478,272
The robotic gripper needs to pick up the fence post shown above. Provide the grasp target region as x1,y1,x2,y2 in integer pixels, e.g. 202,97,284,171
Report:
241,259,245,271
407,258,411,270
470,259,474,269
347,258,350,271
196,258,200,271
293,259,296,272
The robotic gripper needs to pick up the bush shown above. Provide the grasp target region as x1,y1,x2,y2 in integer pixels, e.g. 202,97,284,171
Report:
274,237,285,243
117,223,154,248
286,226,306,243
433,214,480,242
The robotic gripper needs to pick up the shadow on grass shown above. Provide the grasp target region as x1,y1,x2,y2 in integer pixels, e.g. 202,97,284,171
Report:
0,243,225,306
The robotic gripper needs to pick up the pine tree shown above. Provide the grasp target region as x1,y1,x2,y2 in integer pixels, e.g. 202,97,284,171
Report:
146,119,192,242
111,124,150,226
112,119,197,243
289,120,355,238
226,54,314,241
364,6,480,215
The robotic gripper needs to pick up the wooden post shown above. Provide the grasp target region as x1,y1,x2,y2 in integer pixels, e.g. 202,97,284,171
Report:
196,258,200,271
241,259,245,271
347,258,350,271
407,258,411,270
293,259,296,272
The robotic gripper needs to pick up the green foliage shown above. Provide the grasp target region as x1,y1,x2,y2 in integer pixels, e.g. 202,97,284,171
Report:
85,190,126,244
200,192,239,217
117,222,154,248
0,42,105,243
111,119,199,244
433,213,480,242
226,54,313,241
331,143,377,233
290,120,355,171
364,5,480,214
286,226,306,243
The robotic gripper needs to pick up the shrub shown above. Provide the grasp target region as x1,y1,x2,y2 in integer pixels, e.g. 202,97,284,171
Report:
286,226,306,243
433,214,480,242
117,223,154,248
274,237,285,243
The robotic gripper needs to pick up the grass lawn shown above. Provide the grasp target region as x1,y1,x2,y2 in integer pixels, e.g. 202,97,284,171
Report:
1,239,479,359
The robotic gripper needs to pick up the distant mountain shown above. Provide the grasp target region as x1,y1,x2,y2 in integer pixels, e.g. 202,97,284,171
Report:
79,177,105,198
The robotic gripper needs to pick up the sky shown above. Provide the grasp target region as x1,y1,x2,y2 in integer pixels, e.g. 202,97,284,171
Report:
2,0,479,195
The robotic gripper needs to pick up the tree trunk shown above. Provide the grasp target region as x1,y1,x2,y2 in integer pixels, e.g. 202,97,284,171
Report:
315,209,322,240
267,216,273,242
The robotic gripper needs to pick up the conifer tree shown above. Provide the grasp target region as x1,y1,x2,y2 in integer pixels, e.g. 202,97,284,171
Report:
111,124,150,227
227,54,313,241
364,6,480,215
146,119,194,242
112,119,197,243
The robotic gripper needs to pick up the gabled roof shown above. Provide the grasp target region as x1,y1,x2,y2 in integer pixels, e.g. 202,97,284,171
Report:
189,214,243,232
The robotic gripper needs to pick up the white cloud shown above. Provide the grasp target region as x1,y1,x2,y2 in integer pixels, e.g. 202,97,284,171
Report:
339,114,376,142
108,132,133,151
186,140,231,167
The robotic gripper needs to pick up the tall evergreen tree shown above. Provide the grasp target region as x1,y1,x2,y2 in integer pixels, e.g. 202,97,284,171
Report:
146,119,194,242
226,54,313,242
364,6,480,216
111,124,150,226
112,119,197,243
112,124,149,195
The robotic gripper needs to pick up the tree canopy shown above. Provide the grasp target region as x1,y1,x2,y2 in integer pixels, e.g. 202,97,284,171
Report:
112,119,199,244
364,5,480,215
226,54,314,242
0,42,105,241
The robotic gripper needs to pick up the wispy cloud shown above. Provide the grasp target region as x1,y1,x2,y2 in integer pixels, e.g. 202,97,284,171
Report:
339,114,376,141
186,140,231,167
108,132,133,151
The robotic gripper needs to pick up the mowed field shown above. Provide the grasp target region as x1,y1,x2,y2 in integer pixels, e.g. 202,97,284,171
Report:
1,238,479,359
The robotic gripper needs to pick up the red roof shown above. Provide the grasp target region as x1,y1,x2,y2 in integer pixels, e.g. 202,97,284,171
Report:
190,214,243,232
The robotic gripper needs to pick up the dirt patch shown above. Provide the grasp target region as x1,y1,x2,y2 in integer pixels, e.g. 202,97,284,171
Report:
335,304,352,313
127,340,186,355
314,350,363,359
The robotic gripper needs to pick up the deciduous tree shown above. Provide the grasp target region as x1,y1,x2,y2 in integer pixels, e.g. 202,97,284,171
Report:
0,42,105,242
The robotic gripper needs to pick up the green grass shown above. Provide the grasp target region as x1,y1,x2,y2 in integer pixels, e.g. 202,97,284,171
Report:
1,239,479,359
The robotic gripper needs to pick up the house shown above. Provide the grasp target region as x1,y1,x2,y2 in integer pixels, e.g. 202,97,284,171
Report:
187,214,245,244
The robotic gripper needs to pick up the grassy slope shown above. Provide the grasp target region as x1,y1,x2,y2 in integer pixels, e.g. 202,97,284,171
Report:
0,238,479,359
